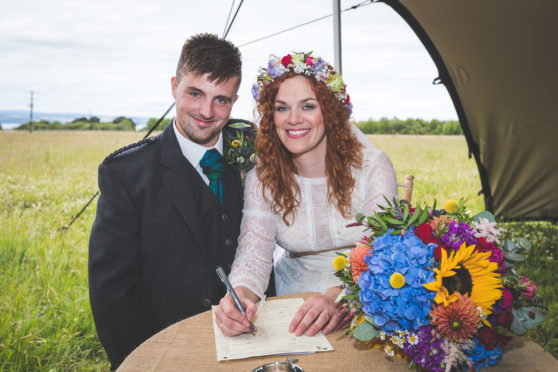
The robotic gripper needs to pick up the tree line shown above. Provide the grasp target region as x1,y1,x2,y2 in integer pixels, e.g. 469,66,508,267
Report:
355,117,462,135
11,116,463,135
15,116,137,131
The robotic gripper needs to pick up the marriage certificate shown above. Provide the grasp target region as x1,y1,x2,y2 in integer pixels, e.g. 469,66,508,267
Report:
212,298,334,361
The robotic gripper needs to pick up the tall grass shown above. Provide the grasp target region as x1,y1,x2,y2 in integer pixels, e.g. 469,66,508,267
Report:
0,131,555,370
1,131,141,371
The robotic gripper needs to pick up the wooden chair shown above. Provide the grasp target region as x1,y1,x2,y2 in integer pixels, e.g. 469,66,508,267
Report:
398,175,414,203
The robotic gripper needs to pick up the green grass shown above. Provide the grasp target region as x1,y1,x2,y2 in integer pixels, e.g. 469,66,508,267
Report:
0,131,556,370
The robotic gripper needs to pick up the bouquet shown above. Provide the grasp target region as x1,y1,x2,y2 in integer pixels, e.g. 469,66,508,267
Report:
333,198,545,371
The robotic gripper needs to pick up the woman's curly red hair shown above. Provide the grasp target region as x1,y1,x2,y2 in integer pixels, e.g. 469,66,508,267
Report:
255,71,363,225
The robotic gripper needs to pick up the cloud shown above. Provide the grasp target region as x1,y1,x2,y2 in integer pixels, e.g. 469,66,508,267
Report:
0,0,457,121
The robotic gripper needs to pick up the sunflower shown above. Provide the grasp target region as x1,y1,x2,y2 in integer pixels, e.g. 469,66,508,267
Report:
423,242,503,317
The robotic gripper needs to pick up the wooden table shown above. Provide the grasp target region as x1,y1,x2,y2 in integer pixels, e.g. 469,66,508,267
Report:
118,293,558,372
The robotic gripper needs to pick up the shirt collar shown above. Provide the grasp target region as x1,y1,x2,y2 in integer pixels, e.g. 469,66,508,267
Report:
172,119,224,168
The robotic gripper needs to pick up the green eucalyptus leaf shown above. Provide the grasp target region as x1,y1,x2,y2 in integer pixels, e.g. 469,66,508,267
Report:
353,320,378,341
473,211,496,223
518,238,532,251
501,240,516,252
511,307,546,335
364,316,377,326
391,230,402,235
505,251,525,262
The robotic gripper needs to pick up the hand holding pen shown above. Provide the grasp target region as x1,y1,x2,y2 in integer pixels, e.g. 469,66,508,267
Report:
214,266,259,336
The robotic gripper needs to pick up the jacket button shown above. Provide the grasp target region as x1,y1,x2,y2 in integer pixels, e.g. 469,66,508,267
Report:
202,298,212,308
222,213,228,221
225,239,232,246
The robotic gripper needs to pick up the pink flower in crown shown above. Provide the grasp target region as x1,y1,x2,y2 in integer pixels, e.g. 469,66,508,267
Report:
281,54,293,67
520,276,537,300
305,56,313,66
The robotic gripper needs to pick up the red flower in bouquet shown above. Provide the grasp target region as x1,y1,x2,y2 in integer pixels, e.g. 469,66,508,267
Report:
415,223,439,245
478,326,512,350
497,308,514,329
477,327,500,349
433,245,449,261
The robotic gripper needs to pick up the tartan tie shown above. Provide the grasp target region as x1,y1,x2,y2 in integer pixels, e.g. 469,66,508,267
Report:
200,149,224,205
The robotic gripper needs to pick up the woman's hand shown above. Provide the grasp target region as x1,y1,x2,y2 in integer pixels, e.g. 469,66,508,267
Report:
289,287,343,337
213,286,260,337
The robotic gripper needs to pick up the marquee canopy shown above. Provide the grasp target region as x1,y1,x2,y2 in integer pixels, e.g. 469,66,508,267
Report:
382,0,558,221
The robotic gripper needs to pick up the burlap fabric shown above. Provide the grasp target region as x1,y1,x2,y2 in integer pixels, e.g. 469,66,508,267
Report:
118,293,558,372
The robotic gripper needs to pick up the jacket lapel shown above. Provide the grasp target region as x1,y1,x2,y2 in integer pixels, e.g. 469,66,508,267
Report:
160,123,210,265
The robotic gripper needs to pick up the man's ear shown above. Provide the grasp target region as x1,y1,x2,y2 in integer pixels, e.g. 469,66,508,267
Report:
233,94,239,103
171,76,177,99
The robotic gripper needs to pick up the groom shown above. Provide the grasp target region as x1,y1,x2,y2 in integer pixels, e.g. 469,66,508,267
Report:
88,33,252,369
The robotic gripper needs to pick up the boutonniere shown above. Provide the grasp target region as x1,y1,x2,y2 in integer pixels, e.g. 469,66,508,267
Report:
223,119,257,185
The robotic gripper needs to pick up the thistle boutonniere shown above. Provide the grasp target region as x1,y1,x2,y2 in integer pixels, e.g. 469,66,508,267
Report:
223,118,257,185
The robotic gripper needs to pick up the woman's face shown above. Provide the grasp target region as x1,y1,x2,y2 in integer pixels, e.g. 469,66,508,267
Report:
273,76,326,162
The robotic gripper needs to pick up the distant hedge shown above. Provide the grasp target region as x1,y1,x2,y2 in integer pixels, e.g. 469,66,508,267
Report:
355,117,462,135
143,118,171,131
15,116,136,131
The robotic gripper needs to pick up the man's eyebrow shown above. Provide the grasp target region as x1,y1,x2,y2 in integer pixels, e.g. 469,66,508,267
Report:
215,94,234,102
185,86,203,93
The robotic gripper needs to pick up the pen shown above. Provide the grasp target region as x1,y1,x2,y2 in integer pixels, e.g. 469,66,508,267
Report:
215,265,256,335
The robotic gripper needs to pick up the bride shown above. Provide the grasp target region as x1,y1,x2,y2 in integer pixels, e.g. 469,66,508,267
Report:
214,52,398,337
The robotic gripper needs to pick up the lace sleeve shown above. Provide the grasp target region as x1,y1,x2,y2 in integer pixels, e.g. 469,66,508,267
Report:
362,149,399,215
228,170,277,299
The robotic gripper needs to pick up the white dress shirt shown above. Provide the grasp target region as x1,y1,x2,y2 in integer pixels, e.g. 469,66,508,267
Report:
172,119,224,186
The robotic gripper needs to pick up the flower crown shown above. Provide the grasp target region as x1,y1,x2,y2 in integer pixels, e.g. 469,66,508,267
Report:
251,52,352,113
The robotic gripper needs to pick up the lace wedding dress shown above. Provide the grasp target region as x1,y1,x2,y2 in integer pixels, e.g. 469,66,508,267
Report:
229,134,398,298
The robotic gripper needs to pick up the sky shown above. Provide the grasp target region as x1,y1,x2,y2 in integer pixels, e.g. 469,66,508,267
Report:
0,0,458,124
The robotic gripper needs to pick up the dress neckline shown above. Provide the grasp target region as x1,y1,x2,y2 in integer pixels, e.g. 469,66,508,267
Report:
294,173,327,184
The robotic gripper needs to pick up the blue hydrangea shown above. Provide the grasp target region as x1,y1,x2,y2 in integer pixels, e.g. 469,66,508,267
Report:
463,339,503,370
358,228,436,334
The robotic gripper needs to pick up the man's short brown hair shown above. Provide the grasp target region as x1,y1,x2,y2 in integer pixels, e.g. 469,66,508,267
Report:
176,33,242,88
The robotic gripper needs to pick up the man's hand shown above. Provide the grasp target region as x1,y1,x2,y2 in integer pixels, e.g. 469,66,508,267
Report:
213,286,259,336
289,287,343,337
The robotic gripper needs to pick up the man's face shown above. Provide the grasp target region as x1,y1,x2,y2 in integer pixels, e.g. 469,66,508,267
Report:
171,72,239,147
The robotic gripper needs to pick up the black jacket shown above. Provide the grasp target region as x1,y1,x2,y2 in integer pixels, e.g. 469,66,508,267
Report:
88,122,245,368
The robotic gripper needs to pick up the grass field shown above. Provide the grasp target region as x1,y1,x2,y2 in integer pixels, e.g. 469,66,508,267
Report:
0,131,556,370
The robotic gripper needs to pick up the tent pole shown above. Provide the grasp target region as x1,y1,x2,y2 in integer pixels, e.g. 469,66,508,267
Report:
333,0,342,74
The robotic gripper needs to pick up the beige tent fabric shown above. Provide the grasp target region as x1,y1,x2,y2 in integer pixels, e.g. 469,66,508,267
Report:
387,0,558,220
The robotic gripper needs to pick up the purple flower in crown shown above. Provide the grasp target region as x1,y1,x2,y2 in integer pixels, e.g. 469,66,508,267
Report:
251,84,260,100
267,59,285,79
312,58,325,74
